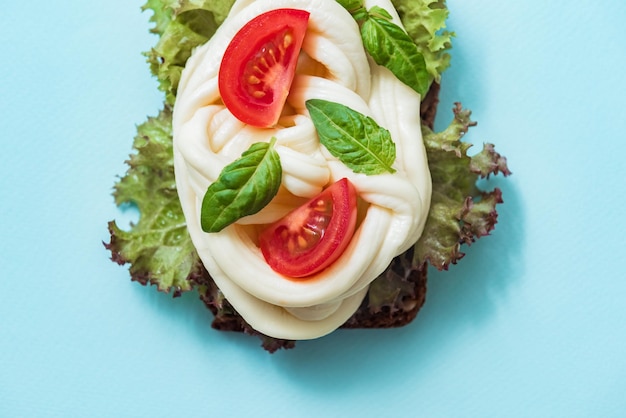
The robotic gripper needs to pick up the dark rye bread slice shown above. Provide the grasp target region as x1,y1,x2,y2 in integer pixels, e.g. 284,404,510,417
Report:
193,83,440,352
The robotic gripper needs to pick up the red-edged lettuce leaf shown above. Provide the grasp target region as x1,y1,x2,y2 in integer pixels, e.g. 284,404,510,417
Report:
415,103,511,270
105,106,203,295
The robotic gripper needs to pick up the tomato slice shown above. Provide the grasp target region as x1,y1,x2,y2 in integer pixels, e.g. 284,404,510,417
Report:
218,8,310,128
259,178,358,278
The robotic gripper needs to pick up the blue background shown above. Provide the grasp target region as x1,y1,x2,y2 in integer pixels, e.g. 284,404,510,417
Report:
2,1,625,416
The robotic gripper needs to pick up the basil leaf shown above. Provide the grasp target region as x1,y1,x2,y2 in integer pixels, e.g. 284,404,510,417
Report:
335,0,368,20
335,0,363,11
306,99,396,175
201,138,282,232
368,4,393,20
360,7,430,96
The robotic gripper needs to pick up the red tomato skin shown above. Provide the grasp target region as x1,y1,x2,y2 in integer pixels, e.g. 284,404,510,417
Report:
218,8,310,128
259,178,358,278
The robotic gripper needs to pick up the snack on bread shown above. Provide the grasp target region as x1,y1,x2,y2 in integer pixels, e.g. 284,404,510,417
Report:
106,0,511,352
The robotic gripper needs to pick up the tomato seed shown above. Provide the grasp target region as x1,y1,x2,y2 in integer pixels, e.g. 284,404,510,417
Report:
283,33,293,49
268,49,277,65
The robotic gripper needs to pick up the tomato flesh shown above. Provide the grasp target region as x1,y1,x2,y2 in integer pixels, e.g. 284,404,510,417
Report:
218,8,310,128
259,178,358,278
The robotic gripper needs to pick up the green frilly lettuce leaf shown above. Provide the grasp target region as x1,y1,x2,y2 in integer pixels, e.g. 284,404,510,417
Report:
391,0,454,82
143,0,235,104
105,106,204,295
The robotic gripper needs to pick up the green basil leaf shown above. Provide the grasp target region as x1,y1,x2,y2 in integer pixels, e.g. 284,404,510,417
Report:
335,0,368,20
306,99,396,175
368,5,393,20
360,7,430,96
335,0,363,11
201,138,281,232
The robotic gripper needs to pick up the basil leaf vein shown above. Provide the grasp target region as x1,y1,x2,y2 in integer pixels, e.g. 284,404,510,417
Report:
335,0,368,20
306,99,396,175
201,137,281,233
361,8,430,96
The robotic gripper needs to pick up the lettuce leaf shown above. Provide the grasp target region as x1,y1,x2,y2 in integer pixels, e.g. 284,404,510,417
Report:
391,0,453,82
143,0,235,104
105,106,203,295
416,103,510,270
